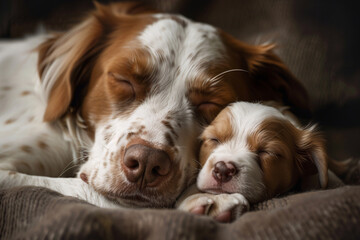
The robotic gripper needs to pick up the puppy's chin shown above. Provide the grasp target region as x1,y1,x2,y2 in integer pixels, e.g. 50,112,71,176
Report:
197,169,266,203
197,181,239,195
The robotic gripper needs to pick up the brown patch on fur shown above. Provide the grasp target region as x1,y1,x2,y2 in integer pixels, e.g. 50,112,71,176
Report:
126,125,146,140
38,3,157,123
21,91,31,96
165,132,175,147
104,132,112,144
37,141,48,149
1,86,11,91
187,62,243,123
90,168,99,185
126,132,135,140
169,15,187,28
108,151,115,163
20,145,32,153
199,108,233,166
162,120,178,139
36,162,45,172
8,171,17,175
247,116,328,197
5,118,16,124
78,10,158,126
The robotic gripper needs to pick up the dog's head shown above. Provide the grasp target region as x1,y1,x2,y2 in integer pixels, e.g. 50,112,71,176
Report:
38,2,310,207
197,102,328,203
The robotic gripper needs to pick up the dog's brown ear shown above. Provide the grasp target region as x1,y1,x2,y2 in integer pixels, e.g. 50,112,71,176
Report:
246,44,310,117
38,16,104,122
38,2,155,122
295,126,328,189
94,1,155,16
222,34,310,117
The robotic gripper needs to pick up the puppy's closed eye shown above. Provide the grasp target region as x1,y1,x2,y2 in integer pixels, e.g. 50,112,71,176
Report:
257,150,281,170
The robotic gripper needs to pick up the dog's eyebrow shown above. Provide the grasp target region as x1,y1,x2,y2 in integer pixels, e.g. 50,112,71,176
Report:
109,58,156,85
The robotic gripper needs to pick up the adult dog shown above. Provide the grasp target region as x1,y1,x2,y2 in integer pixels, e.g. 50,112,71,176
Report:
0,2,308,208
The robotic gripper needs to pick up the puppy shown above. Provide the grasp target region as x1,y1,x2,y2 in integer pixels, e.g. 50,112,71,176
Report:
178,102,344,221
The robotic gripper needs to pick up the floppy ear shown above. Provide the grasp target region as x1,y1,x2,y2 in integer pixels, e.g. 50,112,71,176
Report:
295,126,329,189
246,44,310,117
38,2,153,122
222,34,310,117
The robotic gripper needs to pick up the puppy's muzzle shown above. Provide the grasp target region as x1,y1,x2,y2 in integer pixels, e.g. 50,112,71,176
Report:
123,144,171,188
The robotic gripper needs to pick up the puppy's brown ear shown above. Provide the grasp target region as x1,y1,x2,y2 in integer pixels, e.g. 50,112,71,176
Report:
38,2,155,122
295,126,328,189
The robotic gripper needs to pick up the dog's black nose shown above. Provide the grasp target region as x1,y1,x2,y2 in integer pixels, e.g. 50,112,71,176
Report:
123,144,171,187
212,161,237,183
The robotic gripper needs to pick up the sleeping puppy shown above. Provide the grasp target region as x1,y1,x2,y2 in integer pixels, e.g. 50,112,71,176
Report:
177,101,345,222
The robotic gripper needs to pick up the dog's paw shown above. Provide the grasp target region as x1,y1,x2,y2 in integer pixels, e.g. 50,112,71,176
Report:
177,193,249,222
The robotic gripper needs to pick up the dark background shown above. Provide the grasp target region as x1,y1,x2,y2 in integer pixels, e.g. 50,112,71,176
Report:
1,0,359,160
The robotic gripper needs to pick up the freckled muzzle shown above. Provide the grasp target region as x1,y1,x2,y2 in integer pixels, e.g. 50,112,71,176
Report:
101,138,184,208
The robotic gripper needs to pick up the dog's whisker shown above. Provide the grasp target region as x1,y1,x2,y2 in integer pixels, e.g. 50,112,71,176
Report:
208,68,248,85
58,163,82,177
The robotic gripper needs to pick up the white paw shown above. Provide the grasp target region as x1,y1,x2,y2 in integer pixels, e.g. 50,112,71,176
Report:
177,193,249,222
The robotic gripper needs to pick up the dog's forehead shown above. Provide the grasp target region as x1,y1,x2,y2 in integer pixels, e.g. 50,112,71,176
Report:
138,14,226,85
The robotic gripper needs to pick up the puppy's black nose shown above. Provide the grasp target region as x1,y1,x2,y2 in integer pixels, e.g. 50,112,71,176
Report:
212,161,237,183
123,144,171,188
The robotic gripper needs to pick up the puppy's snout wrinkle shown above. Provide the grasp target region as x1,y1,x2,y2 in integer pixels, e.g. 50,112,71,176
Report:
123,144,171,187
212,161,237,183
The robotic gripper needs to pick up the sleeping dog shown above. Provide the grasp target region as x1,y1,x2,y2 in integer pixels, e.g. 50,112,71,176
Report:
177,102,346,222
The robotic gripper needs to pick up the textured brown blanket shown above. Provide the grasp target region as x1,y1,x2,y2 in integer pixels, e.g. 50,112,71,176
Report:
1,186,359,239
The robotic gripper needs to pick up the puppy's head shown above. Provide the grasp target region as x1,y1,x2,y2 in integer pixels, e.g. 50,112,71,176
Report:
37,3,310,207
197,102,328,203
